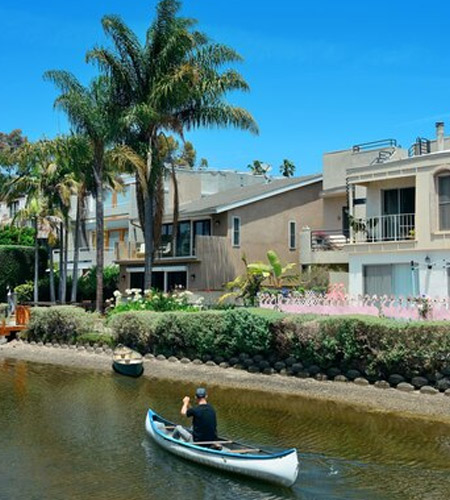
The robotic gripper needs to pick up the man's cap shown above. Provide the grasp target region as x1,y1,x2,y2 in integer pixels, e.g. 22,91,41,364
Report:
195,387,207,398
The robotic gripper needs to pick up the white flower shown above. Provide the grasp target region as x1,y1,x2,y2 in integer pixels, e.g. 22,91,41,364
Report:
113,290,122,297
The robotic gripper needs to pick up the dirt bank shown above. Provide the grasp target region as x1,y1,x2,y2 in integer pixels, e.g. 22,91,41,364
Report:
2,339,450,425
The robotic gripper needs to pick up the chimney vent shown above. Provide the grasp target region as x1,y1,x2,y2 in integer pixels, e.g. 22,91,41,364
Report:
436,122,445,151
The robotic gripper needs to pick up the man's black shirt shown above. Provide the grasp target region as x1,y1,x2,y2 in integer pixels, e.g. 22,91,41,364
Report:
186,404,217,443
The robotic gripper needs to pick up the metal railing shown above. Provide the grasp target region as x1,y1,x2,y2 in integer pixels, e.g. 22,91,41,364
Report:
352,139,397,153
351,214,415,243
408,137,430,157
311,230,349,251
53,247,118,265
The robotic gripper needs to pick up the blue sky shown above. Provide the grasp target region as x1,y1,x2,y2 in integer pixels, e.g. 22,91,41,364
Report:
2,1,450,176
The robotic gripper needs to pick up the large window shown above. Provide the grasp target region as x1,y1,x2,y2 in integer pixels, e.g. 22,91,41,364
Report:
8,200,19,219
289,221,297,249
438,175,450,230
232,216,240,247
160,221,192,257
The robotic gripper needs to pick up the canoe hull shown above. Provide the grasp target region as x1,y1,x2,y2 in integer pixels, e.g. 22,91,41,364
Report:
145,410,299,487
112,360,144,377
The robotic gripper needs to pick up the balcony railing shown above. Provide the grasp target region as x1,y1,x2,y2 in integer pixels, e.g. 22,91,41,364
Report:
350,214,415,243
311,230,349,251
53,247,118,267
120,241,196,261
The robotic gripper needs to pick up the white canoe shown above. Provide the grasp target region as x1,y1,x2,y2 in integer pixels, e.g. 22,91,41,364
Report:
145,409,299,487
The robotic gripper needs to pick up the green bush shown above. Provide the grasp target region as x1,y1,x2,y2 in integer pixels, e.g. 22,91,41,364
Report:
109,309,271,358
25,306,98,343
14,281,34,304
0,245,47,301
107,311,161,352
271,315,450,376
105,308,450,381
77,265,119,302
0,225,35,246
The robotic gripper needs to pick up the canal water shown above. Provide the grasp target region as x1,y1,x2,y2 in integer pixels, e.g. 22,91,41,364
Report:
0,359,449,500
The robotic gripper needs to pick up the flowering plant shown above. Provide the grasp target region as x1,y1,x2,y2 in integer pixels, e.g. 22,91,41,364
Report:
106,287,204,316
414,295,432,320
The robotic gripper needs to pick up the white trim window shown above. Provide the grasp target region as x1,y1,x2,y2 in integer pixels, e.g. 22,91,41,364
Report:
232,216,241,247
289,220,297,249
438,174,450,230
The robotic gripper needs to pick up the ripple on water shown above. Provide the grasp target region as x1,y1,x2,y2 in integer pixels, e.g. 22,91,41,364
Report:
0,359,449,500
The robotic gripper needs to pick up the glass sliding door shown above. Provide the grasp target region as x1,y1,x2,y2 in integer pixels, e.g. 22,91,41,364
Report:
382,187,415,240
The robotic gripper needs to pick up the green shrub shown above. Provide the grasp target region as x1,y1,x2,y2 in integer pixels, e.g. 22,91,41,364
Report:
0,225,35,246
107,311,161,351
108,308,450,380
271,315,450,376
77,265,119,302
25,306,98,343
0,245,47,301
14,281,34,304
109,309,271,358
77,332,115,347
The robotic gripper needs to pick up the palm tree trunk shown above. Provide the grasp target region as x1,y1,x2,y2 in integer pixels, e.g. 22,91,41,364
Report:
94,150,104,313
61,215,69,304
71,193,82,303
144,191,154,290
58,222,64,303
49,242,56,304
144,137,155,291
33,218,39,306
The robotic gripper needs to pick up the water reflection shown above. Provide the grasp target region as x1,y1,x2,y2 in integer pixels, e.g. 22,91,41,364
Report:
0,359,449,500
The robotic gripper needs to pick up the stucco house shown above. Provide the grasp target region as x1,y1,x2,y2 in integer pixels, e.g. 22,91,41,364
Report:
301,121,450,299
116,173,324,292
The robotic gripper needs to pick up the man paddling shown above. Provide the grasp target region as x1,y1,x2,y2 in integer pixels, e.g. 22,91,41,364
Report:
174,387,218,445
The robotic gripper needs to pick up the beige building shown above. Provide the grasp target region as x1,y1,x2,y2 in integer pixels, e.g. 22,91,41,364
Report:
301,121,450,298
117,174,323,292
58,168,323,292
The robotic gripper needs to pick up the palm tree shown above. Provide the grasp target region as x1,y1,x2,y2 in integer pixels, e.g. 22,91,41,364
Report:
247,160,269,176
280,159,295,178
0,141,75,305
87,0,258,289
43,74,120,312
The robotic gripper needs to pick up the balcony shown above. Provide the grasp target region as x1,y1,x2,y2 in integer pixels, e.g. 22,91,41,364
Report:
116,241,198,262
53,247,118,270
350,213,415,243
300,228,349,265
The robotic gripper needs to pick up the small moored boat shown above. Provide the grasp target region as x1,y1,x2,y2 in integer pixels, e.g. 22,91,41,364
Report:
145,409,299,487
112,346,144,377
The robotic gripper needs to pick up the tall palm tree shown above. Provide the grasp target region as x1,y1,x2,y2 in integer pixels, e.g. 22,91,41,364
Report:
87,0,258,289
43,74,119,311
1,141,75,305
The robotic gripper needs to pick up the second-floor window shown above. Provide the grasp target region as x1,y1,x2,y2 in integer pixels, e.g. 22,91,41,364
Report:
232,216,240,247
438,175,450,230
289,221,297,249
9,201,19,218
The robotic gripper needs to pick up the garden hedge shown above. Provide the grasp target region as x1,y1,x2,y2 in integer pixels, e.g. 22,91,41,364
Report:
22,306,450,386
26,306,99,344
108,310,450,380
0,245,47,301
